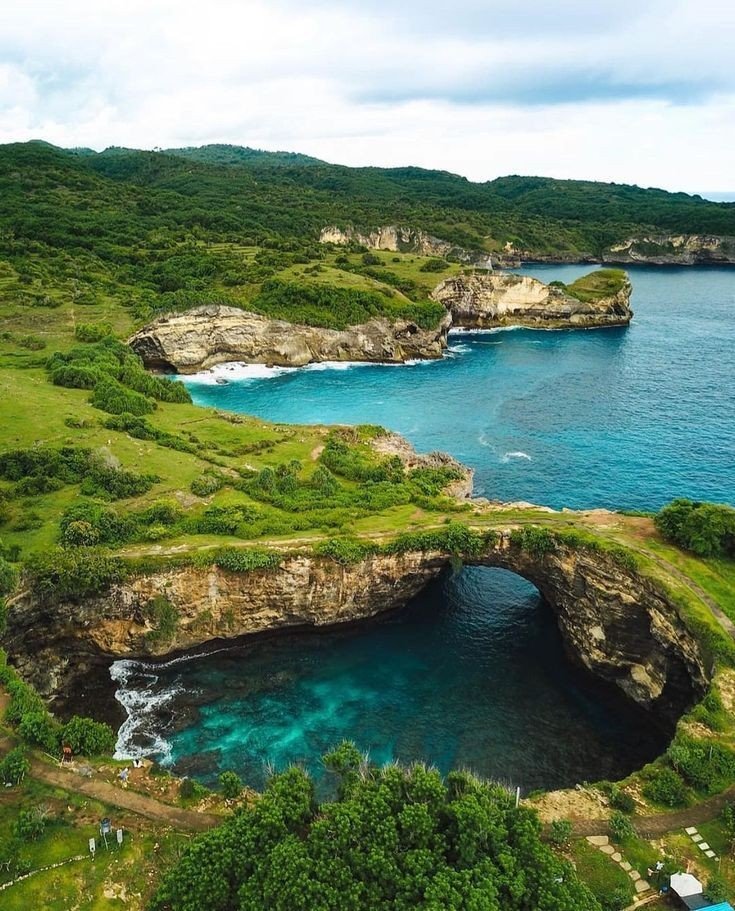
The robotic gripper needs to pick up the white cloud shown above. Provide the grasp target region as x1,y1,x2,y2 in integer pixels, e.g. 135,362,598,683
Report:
0,0,733,191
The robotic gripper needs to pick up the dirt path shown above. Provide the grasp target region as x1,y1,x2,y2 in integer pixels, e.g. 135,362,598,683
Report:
0,736,219,833
570,784,735,838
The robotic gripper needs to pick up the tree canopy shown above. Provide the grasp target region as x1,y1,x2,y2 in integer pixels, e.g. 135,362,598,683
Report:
150,743,599,911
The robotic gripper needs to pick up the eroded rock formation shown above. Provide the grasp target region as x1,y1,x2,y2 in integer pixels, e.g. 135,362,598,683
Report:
129,305,452,373
319,225,494,268
130,271,632,373
601,234,735,266
432,272,633,330
6,532,707,724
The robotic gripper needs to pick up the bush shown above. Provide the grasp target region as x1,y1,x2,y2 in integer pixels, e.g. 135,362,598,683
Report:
219,770,243,799
548,819,573,847
61,716,116,756
18,711,62,753
315,537,376,565
145,595,179,646
705,873,728,903
14,807,48,841
75,322,113,342
655,498,735,557
609,811,636,843
25,548,125,602
191,471,226,497
419,257,447,272
0,556,17,595
608,786,636,813
0,747,30,785
213,548,282,573
668,735,735,794
510,525,556,556
91,377,156,416
642,767,689,807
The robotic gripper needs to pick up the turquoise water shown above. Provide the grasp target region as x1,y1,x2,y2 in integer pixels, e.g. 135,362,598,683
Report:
113,265,734,790
185,265,735,510
113,568,665,791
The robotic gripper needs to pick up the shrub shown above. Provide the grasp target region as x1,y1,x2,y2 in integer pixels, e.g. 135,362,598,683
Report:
61,716,116,756
25,548,125,602
145,596,179,646
608,786,636,813
0,556,17,595
191,471,226,497
316,537,375,565
0,747,30,785
14,807,48,841
91,377,156,415
18,711,62,753
642,767,689,807
510,525,556,556
214,548,282,573
669,735,735,794
219,770,243,799
705,874,728,903
75,322,113,342
609,811,636,843
179,777,208,801
548,819,573,847
419,257,447,272
655,498,735,557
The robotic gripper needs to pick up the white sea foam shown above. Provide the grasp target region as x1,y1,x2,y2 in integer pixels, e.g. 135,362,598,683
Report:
501,451,532,463
110,646,234,762
183,355,444,384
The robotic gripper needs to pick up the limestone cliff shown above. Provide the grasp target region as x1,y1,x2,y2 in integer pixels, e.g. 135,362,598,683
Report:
431,272,633,329
320,225,494,269
129,305,452,373
130,271,631,373
601,234,735,266
6,533,707,723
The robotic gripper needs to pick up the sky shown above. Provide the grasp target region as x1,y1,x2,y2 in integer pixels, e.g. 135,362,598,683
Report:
1,0,734,193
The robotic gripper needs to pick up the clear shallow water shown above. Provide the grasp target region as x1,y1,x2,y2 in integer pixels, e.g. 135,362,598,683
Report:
113,265,734,790
113,569,665,791
185,265,735,511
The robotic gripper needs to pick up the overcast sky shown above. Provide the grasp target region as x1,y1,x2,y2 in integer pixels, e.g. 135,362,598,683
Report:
1,0,734,193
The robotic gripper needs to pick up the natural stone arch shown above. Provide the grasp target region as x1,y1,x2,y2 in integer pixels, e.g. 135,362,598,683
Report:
7,535,708,725
462,533,708,723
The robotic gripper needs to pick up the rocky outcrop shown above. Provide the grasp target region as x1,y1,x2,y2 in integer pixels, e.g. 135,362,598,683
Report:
129,305,452,373
601,234,735,266
432,272,633,329
6,533,707,723
130,271,631,373
320,225,494,269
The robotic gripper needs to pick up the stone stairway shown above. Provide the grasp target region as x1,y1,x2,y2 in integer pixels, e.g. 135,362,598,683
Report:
586,835,652,898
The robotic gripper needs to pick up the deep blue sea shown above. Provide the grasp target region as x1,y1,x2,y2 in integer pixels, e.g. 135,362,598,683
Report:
112,265,735,791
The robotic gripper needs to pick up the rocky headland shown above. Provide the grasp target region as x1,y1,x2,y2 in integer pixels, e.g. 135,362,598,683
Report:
601,234,735,266
432,271,633,330
130,271,632,373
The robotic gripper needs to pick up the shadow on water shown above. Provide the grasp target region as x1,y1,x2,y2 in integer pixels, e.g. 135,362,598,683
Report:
106,567,669,793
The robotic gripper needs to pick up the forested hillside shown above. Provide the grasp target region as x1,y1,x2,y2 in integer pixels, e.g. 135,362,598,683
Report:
2,141,734,262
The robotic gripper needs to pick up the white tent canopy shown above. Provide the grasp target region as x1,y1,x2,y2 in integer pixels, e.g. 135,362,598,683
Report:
670,872,704,898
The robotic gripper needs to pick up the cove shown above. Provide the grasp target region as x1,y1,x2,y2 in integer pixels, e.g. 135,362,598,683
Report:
184,265,735,512
112,568,667,792
112,264,734,790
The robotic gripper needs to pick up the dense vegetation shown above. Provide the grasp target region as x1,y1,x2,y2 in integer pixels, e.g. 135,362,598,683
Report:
151,743,599,911
656,499,735,557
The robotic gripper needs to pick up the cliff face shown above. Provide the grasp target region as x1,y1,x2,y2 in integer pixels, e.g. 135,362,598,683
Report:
320,225,494,269
6,534,707,723
130,272,631,373
602,234,735,266
432,273,633,330
129,305,452,373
